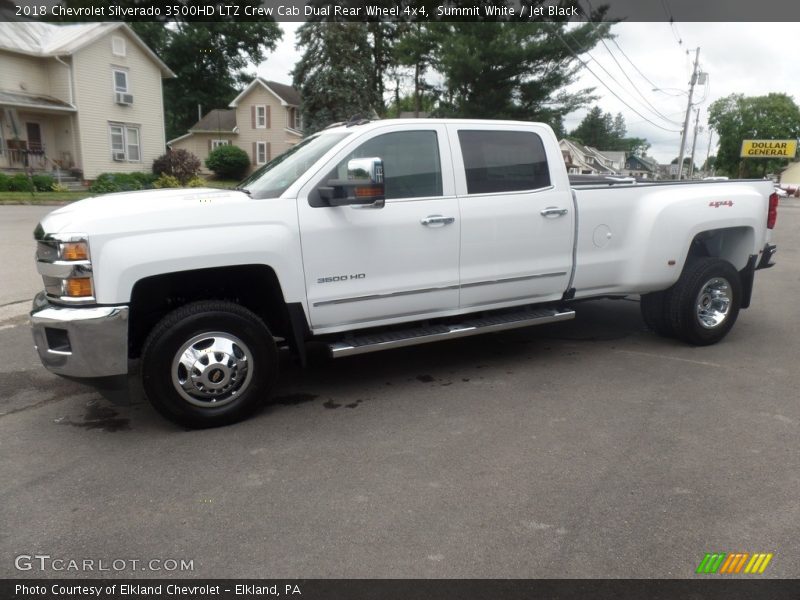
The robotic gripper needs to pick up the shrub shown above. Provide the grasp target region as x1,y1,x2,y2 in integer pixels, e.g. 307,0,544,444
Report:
51,183,70,193
89,173,119,194
205,145,250,180
32,174,55,192
89,172,156,194
152,149,201,185
153,174,181,188
186,176,208,188
8,174,33,192
0,173,9,192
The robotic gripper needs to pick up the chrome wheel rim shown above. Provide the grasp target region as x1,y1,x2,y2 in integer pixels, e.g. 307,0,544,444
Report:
695,277,732,329
171,332,253,407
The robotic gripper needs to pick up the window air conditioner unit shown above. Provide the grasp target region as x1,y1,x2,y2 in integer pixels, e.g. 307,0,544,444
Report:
112,151,126,161
115,92,134,105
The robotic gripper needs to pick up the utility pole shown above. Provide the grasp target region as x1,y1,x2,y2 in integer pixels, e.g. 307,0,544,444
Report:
688,108,701,179
677,47,701,180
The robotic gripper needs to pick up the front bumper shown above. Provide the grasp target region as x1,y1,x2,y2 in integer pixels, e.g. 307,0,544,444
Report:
30,292,129,377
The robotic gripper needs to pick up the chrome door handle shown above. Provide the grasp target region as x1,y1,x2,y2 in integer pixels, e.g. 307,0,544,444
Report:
540,207,569,217
421,215,456,227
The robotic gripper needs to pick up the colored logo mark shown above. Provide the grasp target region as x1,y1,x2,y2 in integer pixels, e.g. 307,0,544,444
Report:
696,552,773,574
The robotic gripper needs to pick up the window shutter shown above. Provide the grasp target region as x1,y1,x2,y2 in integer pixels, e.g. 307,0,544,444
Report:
251,105,256,129
208,139,212,152
266,106,271,129
252,142,257,165
267,142,271,162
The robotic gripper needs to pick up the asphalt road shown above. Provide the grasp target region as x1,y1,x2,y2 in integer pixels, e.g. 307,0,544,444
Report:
1,203,798,579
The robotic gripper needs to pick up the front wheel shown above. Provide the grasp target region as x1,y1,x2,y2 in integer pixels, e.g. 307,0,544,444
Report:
141,301,278,428
667,257,742,346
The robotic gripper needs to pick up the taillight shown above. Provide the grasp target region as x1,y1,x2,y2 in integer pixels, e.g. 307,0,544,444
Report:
767,192,779,229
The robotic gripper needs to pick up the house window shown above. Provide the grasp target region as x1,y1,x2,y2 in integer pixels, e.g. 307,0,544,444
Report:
255,105,266,129
211,139,231,150
109,123,141,162
112,36,126,57
256,141,268,164
289,108,301,130
112,69,128,93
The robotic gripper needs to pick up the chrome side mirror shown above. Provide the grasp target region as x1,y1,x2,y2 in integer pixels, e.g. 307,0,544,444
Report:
347,157,384,185
320,157,385,208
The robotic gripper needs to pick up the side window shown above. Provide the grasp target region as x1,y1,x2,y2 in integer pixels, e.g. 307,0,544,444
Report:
329,130,443,200
458,130,551,194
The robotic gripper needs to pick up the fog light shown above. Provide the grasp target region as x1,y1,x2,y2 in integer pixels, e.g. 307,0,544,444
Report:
64,277,93,297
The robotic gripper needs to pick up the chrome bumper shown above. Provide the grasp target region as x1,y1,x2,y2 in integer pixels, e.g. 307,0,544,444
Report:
30,292,129,377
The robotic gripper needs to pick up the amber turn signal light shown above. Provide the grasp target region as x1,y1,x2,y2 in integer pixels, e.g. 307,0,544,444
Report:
61,242,89,261
64,277,93,297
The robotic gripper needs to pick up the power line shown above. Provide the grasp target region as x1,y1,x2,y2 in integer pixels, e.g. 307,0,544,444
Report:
563,28,683,129
549,25,682,134
598,38,683,126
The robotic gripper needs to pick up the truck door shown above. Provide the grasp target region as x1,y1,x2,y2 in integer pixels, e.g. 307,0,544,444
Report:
297,124,460,332
447,124,575,309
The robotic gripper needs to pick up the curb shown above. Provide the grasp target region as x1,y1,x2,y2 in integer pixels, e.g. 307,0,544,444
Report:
0,201,73,206
0,300,30,324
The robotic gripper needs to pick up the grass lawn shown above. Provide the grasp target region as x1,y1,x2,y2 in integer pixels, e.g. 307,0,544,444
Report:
0,178,239,204
201,179,239,189
0,191,90,204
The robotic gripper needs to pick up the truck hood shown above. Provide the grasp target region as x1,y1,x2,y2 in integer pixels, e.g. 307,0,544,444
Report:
39,188,252,236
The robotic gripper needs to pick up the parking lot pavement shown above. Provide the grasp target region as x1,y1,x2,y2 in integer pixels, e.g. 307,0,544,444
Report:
1,205,56,306
1,204,798,579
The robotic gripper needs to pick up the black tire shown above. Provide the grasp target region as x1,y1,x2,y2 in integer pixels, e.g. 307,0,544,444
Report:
141,300,278,428
667,257,742,346
640,290,675,337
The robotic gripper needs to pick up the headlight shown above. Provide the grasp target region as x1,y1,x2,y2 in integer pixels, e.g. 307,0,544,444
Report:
34,229,95,303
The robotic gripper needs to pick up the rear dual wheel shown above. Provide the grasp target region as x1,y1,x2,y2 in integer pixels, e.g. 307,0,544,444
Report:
641,257,742,346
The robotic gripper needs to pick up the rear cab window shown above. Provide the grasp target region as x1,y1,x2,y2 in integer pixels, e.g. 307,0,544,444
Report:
457,130,551,194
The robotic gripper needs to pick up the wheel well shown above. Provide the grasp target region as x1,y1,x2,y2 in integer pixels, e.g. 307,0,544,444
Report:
687,227,755,270
128,265,292,359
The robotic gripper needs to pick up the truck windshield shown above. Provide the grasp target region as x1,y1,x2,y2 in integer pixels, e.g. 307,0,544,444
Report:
237,132,351,199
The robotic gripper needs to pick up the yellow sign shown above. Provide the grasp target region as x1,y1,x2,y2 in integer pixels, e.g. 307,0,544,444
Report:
740,139,797,158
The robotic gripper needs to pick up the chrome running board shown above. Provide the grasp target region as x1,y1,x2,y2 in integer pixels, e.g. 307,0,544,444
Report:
328,307,575,358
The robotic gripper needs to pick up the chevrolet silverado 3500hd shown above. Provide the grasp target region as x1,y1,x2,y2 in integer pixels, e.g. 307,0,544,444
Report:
30,119,778,427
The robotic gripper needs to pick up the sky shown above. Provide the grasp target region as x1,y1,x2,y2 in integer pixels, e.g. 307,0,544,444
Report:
255,22,799,164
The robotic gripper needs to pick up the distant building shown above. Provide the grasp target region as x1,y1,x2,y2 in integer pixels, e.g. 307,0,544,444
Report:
559,139,620,175
169,78,302,175
624,154,660,180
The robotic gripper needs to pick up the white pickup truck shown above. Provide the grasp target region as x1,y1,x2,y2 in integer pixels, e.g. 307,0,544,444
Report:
30,119,778,427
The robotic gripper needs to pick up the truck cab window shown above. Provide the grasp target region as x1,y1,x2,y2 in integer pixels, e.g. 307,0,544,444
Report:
458,130,551,194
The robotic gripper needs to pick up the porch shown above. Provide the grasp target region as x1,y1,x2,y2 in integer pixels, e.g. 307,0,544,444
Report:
0,91,79,174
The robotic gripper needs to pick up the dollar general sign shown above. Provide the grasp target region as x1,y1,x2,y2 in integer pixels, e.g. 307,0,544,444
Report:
740,139,797,158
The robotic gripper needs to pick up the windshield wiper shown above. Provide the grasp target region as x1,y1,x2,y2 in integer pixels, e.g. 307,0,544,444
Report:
235,187,251,196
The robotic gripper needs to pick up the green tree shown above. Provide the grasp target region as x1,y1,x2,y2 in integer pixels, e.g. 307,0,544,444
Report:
708,93,800,177
292,22,380,134
130,23,282,141
393,23,438,117
429,19,612,132
570,107,649,155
